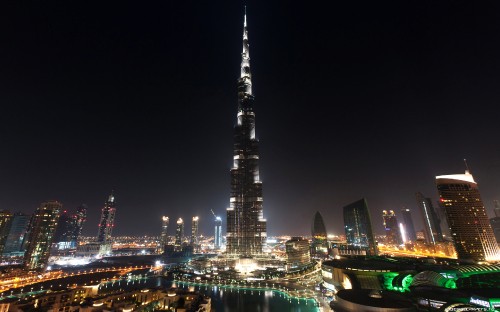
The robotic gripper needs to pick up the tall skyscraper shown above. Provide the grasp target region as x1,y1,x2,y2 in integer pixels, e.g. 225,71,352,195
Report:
383,210,402,245
0,210,13,255
436,170,500,262
53,210,73,249
3,212,30,255
175,218,184,251
415,192,443,244
24,200,62,271
160,216,169,253
191,216,199,246
53,205,87,250
97,192,116,244
400,208,417,242
311,211,327,256
226,11,267,257
214,216,222,250
70,204,87,248
343,198,377,255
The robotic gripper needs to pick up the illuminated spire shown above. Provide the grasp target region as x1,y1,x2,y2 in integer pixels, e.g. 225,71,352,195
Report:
464,158,471,175
108,190,115,203
238,7,253,111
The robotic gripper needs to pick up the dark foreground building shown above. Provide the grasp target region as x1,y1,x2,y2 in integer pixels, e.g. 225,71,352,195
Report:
343,198,377,255
415,192,443,245
226,12,267,257
97,192,116,244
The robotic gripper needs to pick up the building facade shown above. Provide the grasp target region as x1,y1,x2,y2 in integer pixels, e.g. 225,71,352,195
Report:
70,204,87,247
191,216,199,246
0,210,13,255
160,216,169,253
490,200,500,243
285,237,311,269
226,12,267,257
97,193,116,244
214,216,222,250
24,200,62,270
311,211,328,256
175,218,184,251
436,171,500,262
53,210,73,249
416,192,443,244
383,210,402,245
3,212,30,255
343,198,378,255
401,208,417,242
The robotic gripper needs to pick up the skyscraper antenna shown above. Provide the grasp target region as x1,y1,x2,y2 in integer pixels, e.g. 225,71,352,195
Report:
464,159,470,174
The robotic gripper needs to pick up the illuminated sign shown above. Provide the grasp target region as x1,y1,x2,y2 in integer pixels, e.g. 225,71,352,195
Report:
429,300,445,309
470,297,490,309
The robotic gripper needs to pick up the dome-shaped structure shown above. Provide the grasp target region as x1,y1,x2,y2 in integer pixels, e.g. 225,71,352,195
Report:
410,270,449,288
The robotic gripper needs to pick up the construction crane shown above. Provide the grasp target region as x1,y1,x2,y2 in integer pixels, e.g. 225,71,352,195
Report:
210,209,218,219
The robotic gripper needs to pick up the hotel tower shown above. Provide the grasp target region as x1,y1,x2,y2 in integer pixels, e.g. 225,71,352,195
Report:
436,170,500,262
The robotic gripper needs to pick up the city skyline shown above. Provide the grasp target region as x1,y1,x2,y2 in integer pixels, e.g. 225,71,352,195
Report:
1,2,500,237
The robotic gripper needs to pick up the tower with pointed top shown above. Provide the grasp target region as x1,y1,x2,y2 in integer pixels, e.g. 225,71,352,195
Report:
97,192,116,244
226,10,267,257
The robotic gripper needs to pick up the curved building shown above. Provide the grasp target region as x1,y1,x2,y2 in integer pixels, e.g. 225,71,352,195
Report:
311,211,327,256
97,192,116,244
436,170,500,262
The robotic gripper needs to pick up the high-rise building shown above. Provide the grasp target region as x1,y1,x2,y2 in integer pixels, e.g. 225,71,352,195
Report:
490,217,500,243
0,210,13,255
70,204,87,248
415,192,443,244
494,200,500,218
53,210,73,249
175,218,184,251
400,208,417,242
214,216,222,250
343,198,377,255
226,11,267,257
285,237,311,269
3,212,30,255
491,200,500,243
160,216,169,253
311,211,328,256
436,170,500,262
24,200,62,271
53,205,87,250
97,192,116,244
191,216,199,246
383,210,402,245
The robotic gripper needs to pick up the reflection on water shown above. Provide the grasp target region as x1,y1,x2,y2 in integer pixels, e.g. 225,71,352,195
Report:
99,277,318,312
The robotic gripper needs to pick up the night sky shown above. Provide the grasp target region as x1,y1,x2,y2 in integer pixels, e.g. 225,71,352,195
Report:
1,1,500,237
